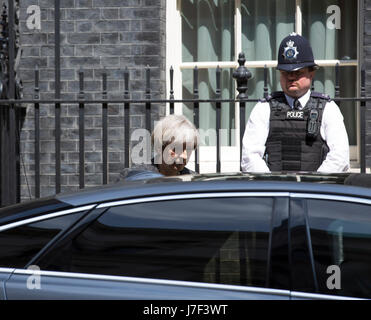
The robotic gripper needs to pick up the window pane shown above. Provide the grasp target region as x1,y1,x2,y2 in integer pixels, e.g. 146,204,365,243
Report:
241,0,296,62
307,199,371,298
182,0,234,63
181,0,235,147
41,197,273,288
313,66,357,145
241,0,295,122
0,211,85,268
302,0,357,60
182,68,236,146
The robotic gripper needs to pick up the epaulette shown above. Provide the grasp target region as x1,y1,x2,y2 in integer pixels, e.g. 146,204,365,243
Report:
310,91,332,101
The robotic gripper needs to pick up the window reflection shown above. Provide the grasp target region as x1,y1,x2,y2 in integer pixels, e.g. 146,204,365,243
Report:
41,197,275,288
307,199,371,298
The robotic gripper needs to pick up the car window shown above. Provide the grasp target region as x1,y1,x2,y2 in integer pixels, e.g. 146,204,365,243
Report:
0,198,72,225
39,197,275,288
306,199,371,299
0,211,86,268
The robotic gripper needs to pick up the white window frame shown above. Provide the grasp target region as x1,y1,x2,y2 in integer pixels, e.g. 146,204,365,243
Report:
166,0,359,173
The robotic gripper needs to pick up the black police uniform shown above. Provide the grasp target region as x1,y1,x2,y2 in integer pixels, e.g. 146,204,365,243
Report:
264,33,328,172
264,91,330,172
241,33,349,173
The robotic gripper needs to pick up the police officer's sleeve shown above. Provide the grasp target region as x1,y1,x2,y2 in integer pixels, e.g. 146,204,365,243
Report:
241,102,271,172
317,101,350,173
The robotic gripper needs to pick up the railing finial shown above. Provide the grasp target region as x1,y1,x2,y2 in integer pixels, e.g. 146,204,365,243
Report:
233,52,251,99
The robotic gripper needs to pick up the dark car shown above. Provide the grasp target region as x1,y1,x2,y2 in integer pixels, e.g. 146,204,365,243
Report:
0,172,371,300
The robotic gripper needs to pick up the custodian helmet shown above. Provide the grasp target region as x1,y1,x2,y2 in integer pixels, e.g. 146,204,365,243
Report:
277,33,319,72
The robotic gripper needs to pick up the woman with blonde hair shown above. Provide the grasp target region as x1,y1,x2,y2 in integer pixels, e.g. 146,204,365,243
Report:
151,114,199,176
121,114,199,180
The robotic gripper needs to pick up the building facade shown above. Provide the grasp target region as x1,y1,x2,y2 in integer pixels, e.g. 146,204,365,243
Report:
18,0,167,199
12,0,371,201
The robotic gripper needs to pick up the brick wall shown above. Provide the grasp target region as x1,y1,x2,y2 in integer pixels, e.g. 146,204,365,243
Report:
18,0,166,200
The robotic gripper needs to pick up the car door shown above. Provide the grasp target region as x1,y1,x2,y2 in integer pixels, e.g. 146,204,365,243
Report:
5,192,291,299
289,192,371,300
0,204,95,300
0,268,13,299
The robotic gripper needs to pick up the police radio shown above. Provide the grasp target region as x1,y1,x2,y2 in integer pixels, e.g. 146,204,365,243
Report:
307,109,319,139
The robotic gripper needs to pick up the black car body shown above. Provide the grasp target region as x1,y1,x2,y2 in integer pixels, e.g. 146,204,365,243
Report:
0,172,370,299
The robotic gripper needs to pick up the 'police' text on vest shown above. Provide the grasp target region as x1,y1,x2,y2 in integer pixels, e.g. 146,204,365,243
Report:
286,111,304,119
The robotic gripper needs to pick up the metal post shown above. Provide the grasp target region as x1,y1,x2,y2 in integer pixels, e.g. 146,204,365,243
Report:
233,53,251,170
102,70,108,184
360,67,366,173
8,0,17,203
0,101,9,206
124,67,130,169
34,65,40,198
145,66,151,132
8,1,14,98
78,68,85,189
335,63,340,99
359,0,366,173
0,4,9,206
169,66,174,114
193,66,199,173
54,0,61,193
216,66,221,173
263,65,268,99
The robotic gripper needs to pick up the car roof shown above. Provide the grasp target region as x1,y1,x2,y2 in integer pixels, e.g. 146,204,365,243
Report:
57,172,371,207
1,172,370,225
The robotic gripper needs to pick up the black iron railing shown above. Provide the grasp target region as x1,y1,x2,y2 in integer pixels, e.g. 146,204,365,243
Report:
0,0,23,206
0,59,368,207
0,0,368,207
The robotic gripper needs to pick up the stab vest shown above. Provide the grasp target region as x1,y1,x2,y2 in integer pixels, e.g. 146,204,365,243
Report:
264,91,330,172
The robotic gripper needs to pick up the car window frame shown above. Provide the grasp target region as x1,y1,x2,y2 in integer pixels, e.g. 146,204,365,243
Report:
0,205,96,233
266,196,290,290
32,191,290,292
289,192,371,300
0,204,97,270
5,268,292,299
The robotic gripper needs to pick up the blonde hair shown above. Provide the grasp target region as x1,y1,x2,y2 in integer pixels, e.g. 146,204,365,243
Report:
152,114,199,156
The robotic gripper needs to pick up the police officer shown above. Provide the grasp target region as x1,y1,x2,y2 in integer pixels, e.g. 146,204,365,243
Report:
241,33,349,173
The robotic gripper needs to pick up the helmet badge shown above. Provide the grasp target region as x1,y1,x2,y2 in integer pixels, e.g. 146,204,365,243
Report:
283,40,299,61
